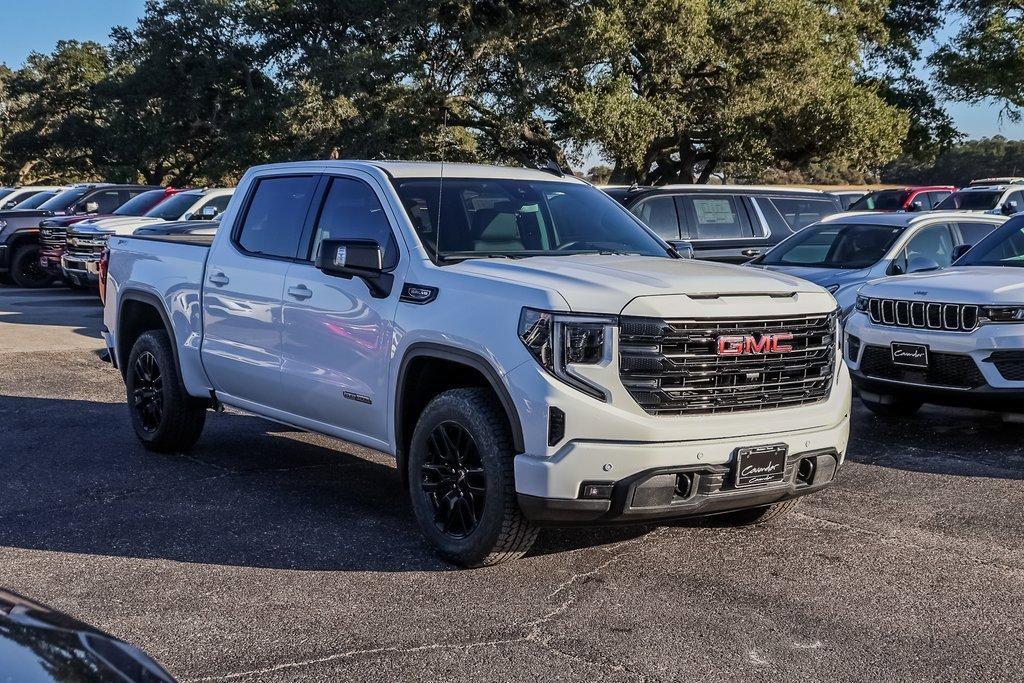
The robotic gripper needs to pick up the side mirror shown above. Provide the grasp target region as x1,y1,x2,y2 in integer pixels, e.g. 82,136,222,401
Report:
200,205,220,219
907,256,941,273
1003,201,1019,215
951,244,972,262
84,201,100,214
667,239,695,259
906,200,924,212
315,238,393,298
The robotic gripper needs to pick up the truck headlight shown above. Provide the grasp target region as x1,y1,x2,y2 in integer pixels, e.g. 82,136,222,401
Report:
518,308,615,401
855,295,869,312
980,306,1024,323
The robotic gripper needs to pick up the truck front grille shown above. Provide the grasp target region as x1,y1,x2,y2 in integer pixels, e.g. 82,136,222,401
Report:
39,227,67,253
619,312,837,416
66,234,108,259
860,345,985,388
865,297,979,332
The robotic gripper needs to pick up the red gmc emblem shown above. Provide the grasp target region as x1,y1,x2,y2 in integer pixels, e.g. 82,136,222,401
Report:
717,333,794,356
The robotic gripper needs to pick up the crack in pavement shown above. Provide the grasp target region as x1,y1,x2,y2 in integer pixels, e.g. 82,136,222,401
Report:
183,529,662,682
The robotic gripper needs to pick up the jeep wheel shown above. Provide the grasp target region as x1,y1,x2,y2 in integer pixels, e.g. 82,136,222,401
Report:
10,245,55,288
861,394,922,417
126,329,206,453
408,387,538,567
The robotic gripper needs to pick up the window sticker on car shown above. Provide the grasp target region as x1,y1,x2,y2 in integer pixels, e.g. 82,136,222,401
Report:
694,199,735,224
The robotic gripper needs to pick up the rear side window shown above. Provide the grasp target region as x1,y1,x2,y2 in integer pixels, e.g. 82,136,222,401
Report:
956,222,998,246
682,195,752,239
85,189,125,214
630,196,679,239
768,197,838,230
237,176,318,258
309,176,398,268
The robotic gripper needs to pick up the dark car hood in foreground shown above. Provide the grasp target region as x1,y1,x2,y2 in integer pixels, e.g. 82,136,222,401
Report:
0,589,175,682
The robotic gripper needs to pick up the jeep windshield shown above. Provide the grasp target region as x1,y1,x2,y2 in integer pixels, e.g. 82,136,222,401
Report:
393,178,670,262
935,190,1001,211
759,223,904,269
956,220,1024,267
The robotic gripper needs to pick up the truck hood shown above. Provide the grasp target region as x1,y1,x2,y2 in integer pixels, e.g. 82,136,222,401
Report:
0,209,56,220
76,216,164,233
452,254,827,314
860,266,1024,304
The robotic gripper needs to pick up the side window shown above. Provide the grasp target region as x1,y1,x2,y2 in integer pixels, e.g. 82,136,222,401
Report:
684,195,752,239
896,223,955,272
630,196,680,239
956,221,997,246
768,197,837,231
236,176,318,259
1006,190,1024,213
909,192,931,210
310,176,398,269
928,191,950,207
196,194,232,217
86,190,123,213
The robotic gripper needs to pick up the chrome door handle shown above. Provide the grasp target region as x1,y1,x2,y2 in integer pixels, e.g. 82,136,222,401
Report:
208,272,229,286
741,249,762,257
287,284,313,300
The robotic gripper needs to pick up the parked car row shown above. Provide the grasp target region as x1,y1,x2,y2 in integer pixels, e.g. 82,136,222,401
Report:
0,182,231,289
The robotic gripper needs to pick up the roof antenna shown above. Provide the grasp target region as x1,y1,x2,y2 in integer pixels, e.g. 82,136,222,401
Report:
435,105,448,261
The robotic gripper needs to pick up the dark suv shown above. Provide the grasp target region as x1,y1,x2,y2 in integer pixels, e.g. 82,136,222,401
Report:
604,185,843,262
0,183,156,287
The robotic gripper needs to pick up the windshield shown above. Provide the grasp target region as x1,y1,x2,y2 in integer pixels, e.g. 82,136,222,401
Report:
144,192,198,220
0,189,13,201
935,190,1000,211
113,190,165,216
848,190,908,211
11,191,57,209
759,223,905,269
38,188,91,212
392,178,670,261
956,220,1024,267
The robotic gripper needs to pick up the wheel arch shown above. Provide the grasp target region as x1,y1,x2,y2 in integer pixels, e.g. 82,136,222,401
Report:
395,343,525,488
116,289,182,384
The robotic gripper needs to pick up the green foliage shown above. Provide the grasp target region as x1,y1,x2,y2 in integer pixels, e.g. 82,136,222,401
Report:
883,136,1024,186
931,1,1024,120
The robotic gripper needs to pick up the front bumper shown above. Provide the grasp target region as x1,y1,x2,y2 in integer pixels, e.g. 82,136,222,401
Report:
60,254,100,285
519,447,840,525
845,311,1024,409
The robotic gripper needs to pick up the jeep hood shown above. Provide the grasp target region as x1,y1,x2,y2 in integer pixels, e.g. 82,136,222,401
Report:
453,255,832,314
861,266,1024,305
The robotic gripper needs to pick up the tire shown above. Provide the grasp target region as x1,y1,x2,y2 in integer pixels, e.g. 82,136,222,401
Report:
713,498,802,526
10,244,55,288
861,394,922,417
125,329,207,453
407,387,538,567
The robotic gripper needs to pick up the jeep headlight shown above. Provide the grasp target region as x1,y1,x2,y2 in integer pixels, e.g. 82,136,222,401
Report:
980,306,1024,323
518,308,615,401
855,295,869,312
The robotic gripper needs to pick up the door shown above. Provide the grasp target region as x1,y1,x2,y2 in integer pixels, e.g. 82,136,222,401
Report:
201,174,320,408
279,173,405,446
677,194,767,262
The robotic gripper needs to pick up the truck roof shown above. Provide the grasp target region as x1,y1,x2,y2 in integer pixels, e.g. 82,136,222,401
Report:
248,160,588,183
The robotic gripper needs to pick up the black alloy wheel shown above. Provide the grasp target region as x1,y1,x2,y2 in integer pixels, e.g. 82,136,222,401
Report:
132,351,164,433
11,245,55,288
421,421,487,538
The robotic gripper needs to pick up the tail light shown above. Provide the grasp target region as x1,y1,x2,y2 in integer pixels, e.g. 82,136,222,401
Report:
98,246,110,304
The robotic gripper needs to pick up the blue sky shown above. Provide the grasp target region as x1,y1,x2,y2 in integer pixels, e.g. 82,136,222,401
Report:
0,0,1021,140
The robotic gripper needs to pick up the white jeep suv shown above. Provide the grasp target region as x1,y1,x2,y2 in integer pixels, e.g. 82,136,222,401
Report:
846,215,1024,416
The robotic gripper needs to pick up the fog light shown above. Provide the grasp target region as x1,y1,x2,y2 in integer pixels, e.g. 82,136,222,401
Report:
579,481,614,499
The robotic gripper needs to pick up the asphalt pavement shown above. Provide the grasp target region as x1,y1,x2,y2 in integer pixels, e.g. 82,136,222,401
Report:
1,285,1022,682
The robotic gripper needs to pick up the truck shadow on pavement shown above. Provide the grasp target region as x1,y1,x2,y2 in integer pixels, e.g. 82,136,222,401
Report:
0,395,650,572
0,287,103,339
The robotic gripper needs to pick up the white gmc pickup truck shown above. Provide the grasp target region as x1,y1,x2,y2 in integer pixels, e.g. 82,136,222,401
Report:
103,161,851,566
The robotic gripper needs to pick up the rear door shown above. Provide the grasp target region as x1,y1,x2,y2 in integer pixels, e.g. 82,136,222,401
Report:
676,194,768,262
278,171,406,447
201,174,320,409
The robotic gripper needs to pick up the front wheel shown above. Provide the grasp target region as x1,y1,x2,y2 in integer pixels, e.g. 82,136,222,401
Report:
10,245,55,288
407,387,538,567
126,329,207,453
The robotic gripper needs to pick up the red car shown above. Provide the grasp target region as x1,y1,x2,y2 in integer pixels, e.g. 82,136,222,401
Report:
38,187,183,279
847,186,956,212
